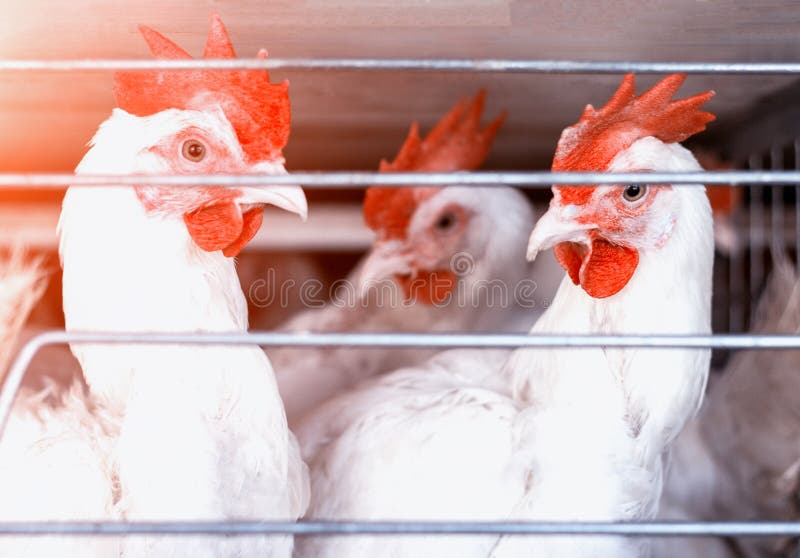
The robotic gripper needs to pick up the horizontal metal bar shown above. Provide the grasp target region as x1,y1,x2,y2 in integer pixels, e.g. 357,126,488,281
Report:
3,329,799,440
0,171,798,189
0,520,798,537
1,59,800,74
15,330,800,351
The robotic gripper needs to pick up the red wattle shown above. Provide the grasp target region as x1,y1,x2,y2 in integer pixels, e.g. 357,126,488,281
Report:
554,238,638,299
581,238,639,298
183,202,264,257
183,201,242,252
554,242,585,286
223,208,264,257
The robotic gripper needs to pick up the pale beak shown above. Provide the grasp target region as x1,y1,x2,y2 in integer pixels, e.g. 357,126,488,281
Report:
357,240,414,299
238,185,308,221
526,205,595,262
239,161,308,220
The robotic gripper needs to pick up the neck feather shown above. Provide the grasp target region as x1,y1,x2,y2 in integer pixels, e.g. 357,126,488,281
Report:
511,185,713,456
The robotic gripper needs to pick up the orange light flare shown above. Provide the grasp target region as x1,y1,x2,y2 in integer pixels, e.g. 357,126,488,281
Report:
0,6,114,215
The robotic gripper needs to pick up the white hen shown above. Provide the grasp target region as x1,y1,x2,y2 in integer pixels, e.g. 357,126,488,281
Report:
296,74,715,558
274,92,559,424
58,14,309,557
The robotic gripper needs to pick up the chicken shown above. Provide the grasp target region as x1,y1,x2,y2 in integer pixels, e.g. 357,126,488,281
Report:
274,92,561,424
295,73,715,557
658,258,800,558
55,13,308,557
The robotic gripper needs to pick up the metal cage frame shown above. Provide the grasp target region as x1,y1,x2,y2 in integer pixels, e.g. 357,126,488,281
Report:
2,57,800,544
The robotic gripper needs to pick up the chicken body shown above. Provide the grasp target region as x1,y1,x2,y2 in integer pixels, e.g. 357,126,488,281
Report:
0,383,119,557
274,185,554,424
297,76,715,557
57,101,308,557
0,109,309,557
2,15,308,557
274,93,561,424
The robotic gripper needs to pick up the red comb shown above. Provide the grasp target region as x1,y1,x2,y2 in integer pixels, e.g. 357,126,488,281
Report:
553,74,715,205
364,90,506,239
113,12,290,163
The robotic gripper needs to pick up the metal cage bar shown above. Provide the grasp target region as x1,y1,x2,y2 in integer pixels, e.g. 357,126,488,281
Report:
1,171,800,188
2,59,800,74
0,519,799,537
4,330,800,440
4,53,800,545
771,144,786,257
795,139,800,274
749,155,766,309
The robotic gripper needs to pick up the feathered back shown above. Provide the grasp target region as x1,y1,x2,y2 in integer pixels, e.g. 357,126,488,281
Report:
113,12,290,163
0,250,46,382
363,90,506,240
553,74,715,206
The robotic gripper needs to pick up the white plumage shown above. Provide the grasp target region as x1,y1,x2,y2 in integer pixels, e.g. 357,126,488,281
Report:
57,106,309,557
2,15,309,557
0,109,310,558
0,382,119,557
0,251,119,557
273,185,559,424
296,77,715,557
273,94,562,425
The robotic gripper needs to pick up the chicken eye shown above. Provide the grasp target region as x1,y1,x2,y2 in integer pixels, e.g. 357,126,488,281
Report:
435,211,457,232
181,139,207,163
622,184,647,203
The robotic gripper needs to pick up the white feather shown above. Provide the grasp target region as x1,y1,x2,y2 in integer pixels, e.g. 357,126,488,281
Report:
0,251,118,557
58,107,308,557
296,137,714,558
0,383,119,557
274,186,563,425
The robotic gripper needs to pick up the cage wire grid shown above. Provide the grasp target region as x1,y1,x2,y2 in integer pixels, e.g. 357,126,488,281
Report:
1,57,800,542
